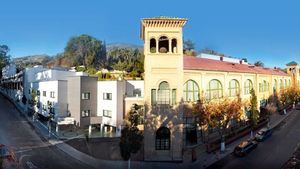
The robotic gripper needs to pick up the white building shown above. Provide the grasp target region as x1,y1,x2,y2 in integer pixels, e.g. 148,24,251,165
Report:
2,64,17,79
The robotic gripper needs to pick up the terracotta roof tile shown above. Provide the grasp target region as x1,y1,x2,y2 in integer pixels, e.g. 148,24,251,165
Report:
183,56,289,76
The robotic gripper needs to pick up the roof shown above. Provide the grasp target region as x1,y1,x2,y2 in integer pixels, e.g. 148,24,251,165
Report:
286,61,298,66
184,56,289,76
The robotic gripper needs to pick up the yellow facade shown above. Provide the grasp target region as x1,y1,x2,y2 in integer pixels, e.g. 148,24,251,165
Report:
141,17,292,161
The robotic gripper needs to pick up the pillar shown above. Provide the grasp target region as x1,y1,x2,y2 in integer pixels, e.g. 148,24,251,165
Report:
88,125,92,136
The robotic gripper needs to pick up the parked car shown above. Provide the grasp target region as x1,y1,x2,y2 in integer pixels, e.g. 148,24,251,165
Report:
255,128,272,141
234,139,258,157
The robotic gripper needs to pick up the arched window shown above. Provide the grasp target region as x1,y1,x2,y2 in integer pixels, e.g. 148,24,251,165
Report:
280,79,284,89
288,79,291,87
244,79,253,95
183,80,199,102
263,80,268,92
159,36,169,53
229,80,240,97
206,80,223,100
157,81,170,105
150,38,156,53
273,79,277,91
285,79,287,88
171,39,177,53
155,127,170,150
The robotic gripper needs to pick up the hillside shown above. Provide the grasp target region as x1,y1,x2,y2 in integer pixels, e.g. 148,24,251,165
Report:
12,54,55,68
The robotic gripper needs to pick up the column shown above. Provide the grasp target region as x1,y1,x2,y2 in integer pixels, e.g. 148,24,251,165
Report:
168,39,172,53
88,125,92,136
156,39,159,53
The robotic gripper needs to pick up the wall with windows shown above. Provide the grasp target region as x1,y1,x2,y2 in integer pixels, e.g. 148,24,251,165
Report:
30,80,68,121
182,70,291,110
97,80,126,128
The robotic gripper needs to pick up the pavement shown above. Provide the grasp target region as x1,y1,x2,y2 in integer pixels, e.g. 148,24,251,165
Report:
0,90,298,169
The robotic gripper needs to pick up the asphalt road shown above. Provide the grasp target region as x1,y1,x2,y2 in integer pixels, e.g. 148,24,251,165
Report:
0,94,94,169
207,109,300,169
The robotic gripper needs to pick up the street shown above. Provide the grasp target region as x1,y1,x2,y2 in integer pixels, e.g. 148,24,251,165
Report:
207,109,300,169
0,94,94,169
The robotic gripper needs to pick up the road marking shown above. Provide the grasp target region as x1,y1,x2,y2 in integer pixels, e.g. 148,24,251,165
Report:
26,161,38,169
15,149,33,154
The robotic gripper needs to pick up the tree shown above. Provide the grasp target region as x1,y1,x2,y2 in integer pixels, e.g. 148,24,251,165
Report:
249,89,259,138
64,34,106,68
120,104,143,169
0,45,11,78
183,40,197,56
254,61,264,67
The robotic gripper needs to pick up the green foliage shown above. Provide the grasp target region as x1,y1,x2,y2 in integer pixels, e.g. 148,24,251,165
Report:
254,61,264,67
120,104,144,161
86,67,97,75
107,48,144,77
30,89,37,107
0,45,11,78
183,40,197,56
249,89,259,125
119,126,143,161
75,66,86,72
63,34,106,68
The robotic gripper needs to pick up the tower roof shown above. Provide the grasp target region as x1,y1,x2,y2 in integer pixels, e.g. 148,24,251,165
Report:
140,16,187,40
286,61,298,66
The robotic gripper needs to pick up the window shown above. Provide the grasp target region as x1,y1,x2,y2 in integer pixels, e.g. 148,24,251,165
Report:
103,93,112,100
244,79,253,95
280,79,284,89
157,81,170,105
206,80,223,100
133,88,141,97
285,79,287,89
42,104,47,111
273,79,277,91
228,79,240,97
288,79,291,87
82,92,90,100
263,80,268,92
172,89,176,105
150,38,156,53
155,127,170,150
183,80,199,102
37,90,40,96
43,91,46,97
171,39,177,53
103,110,112,118
81,110,90,117
50,91,55,98
151,89,156,105
158,36,169,53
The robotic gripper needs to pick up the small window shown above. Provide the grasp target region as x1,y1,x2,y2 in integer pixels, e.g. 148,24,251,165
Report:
150,38,156,53
172,89,176,105
151,89,156,105
37,90,40,96
82,92,90,100
103,93,112,100
103,110,112,118
43,91,47,97
50,91,55,98
158,36,169,53
81,110,90,117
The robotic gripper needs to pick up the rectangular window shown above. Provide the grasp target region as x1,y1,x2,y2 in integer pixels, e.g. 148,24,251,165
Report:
50,91,55,98
172,89,176,105
103,93,112,100
151,89,156,105
81,110,90,117
37,90,40,96
43,91,46,97
81,92,90,100
103,110,112,118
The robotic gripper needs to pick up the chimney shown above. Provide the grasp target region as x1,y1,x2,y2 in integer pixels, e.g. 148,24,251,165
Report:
220,56,223,61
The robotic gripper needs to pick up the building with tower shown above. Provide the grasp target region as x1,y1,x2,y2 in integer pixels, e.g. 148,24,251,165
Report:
141,17,293,161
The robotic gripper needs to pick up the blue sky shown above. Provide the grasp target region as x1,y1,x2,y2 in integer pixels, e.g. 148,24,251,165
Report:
1,0,300,68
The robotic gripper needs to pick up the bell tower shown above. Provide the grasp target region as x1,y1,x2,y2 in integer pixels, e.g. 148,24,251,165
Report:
286,61,299,87
141,17,187,161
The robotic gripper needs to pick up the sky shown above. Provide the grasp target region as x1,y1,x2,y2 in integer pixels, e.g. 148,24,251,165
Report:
1,0,300,68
